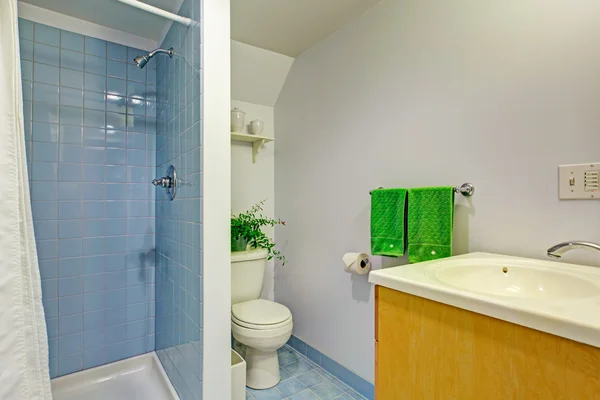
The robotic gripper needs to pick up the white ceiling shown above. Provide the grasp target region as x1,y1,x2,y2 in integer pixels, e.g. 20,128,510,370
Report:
231,40,294,106
20,0,181,42
20,0,381,57
231,0,381,56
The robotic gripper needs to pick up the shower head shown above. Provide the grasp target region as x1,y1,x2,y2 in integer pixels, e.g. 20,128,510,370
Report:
133,47,174,69
133,54,150,69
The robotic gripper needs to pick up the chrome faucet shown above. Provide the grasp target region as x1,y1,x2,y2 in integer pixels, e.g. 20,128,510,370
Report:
547,241,600,259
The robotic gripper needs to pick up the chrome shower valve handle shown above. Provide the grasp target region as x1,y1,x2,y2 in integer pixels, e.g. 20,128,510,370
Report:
151,177,172,188
152,165,177,200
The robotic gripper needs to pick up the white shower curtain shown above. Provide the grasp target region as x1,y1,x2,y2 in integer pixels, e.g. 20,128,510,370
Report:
0,0,53,399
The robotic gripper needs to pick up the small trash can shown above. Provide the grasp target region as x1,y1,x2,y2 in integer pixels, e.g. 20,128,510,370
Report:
231,349,246,400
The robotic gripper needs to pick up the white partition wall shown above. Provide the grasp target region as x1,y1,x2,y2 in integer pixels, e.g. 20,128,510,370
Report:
202,0,231,398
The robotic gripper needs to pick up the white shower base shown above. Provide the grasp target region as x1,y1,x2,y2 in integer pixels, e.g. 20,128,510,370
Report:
51,352,179,400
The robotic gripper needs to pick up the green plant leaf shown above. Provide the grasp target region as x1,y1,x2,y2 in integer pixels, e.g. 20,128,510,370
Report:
231,199,286,264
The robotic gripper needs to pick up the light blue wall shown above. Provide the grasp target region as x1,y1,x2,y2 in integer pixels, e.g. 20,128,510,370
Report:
19,19,157,378
154,0,202,399
156,0,202,400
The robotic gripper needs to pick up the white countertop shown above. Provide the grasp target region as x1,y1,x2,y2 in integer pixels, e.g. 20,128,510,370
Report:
368,252,600,349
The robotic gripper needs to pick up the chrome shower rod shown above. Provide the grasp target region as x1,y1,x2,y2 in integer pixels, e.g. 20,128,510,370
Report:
117,0,194,26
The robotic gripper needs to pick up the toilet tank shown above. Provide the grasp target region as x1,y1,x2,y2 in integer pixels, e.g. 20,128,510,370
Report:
231,249,268,305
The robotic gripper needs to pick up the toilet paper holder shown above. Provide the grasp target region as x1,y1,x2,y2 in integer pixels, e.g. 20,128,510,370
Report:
343,253,371,275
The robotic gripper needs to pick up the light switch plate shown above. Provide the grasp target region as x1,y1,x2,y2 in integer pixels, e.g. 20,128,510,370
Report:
559,163,600,200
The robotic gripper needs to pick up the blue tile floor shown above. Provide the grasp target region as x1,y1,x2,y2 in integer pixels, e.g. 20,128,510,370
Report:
245,345,367,400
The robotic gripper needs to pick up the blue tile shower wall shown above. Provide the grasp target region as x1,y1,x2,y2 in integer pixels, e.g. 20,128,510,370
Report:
154,0,202,398
19,19,157,378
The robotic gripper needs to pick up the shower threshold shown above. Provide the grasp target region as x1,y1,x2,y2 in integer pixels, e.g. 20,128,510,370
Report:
51,352,179,400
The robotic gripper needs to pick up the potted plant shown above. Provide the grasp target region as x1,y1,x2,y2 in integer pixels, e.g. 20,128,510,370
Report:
231,200,286,264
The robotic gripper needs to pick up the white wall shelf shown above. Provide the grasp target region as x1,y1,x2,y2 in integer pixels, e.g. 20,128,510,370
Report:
231,132,274,163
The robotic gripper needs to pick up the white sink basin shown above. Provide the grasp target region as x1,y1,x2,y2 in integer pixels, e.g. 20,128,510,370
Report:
434,261,600,299
368,252,600,351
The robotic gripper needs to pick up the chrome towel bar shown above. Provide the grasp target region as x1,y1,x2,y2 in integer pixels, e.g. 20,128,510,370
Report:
369,182,475,196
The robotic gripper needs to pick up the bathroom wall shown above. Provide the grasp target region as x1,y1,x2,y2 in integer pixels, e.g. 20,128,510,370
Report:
230,42,292,300
274,0,600,383
231,100,275,300
154,0,203,397
20,18,156,378
202,0,232,395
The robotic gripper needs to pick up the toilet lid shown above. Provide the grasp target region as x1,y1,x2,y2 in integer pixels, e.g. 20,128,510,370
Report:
232,299,292,326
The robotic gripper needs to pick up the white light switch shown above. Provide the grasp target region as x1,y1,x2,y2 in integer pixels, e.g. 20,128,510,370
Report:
559,163,600,200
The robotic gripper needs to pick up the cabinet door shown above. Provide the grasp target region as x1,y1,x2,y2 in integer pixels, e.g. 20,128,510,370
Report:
375,285,600,400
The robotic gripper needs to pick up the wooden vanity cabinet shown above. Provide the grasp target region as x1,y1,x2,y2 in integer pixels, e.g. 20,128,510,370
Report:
375,285,600,399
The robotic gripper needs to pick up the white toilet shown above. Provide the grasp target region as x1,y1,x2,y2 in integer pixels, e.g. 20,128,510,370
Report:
231,249,293,389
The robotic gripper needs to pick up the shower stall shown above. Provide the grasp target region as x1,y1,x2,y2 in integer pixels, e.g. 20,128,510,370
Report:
12,0,231,398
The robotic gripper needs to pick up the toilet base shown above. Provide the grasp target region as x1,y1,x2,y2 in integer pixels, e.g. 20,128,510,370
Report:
245,347,280,389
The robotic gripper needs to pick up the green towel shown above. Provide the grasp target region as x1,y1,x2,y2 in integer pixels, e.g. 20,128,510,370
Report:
370,188,407,257
407,187,455,263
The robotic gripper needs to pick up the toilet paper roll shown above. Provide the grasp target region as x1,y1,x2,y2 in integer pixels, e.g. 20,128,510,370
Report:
343,253,371,275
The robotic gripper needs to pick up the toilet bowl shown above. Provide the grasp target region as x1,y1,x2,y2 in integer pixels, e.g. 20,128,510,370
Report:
231,299,293,389
231,249,293,389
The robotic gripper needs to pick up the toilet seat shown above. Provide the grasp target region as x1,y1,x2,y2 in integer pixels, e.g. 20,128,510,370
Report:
232,299,292,330
232,315,292,330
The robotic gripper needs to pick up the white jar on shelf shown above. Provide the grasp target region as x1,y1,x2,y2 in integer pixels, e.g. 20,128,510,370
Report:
249,119,264,135
231,108,246,133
